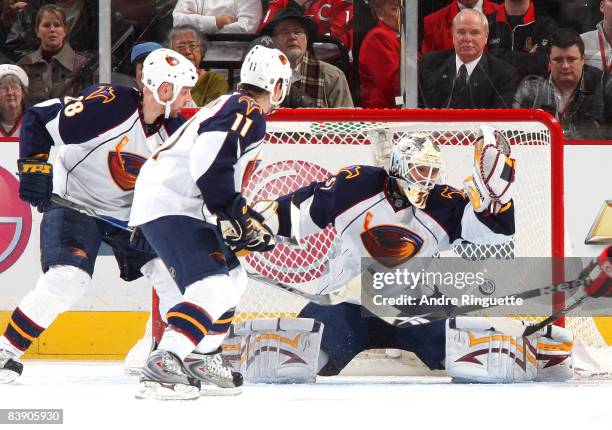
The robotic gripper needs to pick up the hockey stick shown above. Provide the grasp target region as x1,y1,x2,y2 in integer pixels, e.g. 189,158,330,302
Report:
50,194,134,232
247,265,598,334
246,272,334,305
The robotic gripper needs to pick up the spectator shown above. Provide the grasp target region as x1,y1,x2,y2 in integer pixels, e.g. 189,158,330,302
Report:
0,64,27,138
419,9,517,108
1,1,27,59
263,5,353,107
487,0,559,79
359,0,400,108
18,4,89,105
581,0,612,72
168,25,229,106
6,1,100,62
421,0,500,55
129,41,163,90
172,0,262,34
514,28,609,139
260,1,354,51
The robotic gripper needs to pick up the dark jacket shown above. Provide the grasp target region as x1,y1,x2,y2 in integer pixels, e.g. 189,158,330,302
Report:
486,2,558,79
19,42,89,105
418,50,518,109
514,64,612,139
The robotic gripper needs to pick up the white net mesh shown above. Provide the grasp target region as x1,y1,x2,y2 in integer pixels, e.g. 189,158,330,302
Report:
231,114,607,351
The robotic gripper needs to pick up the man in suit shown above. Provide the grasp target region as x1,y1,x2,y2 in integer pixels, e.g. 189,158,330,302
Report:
419,8,517,109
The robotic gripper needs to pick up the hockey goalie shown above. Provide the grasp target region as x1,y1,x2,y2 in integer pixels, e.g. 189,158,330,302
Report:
228,126,593,384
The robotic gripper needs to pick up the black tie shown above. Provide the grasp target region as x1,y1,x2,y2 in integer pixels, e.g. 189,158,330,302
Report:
457,64,468,86
450,64,470,108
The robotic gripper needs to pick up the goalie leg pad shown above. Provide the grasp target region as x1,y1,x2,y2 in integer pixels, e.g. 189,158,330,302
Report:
222,317,323,383
534,324,574,382
445,317,538,383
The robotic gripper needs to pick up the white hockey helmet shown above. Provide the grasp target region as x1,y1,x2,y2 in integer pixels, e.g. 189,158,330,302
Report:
141,48,198,117
389,134,443,207
240,45,292,109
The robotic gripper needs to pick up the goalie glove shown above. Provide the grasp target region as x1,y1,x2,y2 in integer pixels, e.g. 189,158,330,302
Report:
463,126,515,214
217,194,275,254
17,157,53,213
581,245,612,298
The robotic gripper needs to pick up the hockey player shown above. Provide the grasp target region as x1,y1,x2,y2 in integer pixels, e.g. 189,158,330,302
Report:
0,49,197,384
246,127,579,383
129,44,292,400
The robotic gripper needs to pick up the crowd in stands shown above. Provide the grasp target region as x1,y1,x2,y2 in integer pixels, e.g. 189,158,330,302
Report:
0,0,611,140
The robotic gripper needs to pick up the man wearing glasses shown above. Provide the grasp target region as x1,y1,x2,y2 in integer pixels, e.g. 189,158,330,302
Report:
514,28,612,139
262,5,353,108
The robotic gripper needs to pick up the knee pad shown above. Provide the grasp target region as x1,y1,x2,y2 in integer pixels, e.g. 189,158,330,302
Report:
141,258,183,321
182,274,236,321
19,265,91,327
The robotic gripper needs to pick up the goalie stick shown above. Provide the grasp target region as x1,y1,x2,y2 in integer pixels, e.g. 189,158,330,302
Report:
250,246,611,336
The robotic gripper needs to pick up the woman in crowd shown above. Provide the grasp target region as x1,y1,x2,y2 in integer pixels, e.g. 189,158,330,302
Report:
17,4,88,105
0,63,28,139
168,25,229,107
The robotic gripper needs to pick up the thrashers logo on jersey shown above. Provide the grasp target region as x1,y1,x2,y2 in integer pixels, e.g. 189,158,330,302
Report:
107,137,147,191
84,85,117,104
360,211,424,268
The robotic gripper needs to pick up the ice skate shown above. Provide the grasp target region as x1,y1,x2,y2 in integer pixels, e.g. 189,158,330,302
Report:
0,349,23,384
183,348,243,396
135,350,200,400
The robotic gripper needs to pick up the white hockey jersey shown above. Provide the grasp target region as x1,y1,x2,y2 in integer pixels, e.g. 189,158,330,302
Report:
275,165,515,295
130,92,266,226
19,85,185,221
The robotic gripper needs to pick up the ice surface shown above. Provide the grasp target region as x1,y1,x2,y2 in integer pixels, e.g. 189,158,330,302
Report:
1,361,612,430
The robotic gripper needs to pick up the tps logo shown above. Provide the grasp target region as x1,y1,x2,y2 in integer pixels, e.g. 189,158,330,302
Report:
0,166,32,273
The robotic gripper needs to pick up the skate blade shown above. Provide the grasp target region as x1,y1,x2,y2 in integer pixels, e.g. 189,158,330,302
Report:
0,369,20,384
199,385,242,396
135,381,200,400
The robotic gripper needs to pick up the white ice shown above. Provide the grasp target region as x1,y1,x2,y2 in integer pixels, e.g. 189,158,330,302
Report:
1,361,612,430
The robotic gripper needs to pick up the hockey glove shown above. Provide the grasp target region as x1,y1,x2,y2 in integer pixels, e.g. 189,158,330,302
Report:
129,227,155,254
17,158,53,213
217,195,275,253
582,246,612,298
463,128,515,214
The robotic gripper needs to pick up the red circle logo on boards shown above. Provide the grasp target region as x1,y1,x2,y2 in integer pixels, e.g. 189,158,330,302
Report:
0,166,32,273
243,160,336,284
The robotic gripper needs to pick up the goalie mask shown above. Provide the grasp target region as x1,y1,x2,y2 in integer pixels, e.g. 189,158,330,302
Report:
389,134,443,208
240,45,292,110
141,48,198,118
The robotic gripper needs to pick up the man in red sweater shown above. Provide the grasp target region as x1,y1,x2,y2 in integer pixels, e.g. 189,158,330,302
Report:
359,0,400,108
421,0,500,54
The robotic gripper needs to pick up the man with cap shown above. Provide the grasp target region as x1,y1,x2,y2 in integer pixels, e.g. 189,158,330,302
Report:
262,4,353,108
131,41,163,90
0,64,28,139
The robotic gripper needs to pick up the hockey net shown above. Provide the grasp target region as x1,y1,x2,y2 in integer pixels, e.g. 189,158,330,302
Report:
155,108,610,377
